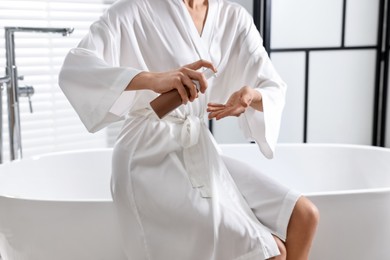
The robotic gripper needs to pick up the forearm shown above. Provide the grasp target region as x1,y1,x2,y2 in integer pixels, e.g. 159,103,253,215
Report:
124,60,216,106
125,71,154,91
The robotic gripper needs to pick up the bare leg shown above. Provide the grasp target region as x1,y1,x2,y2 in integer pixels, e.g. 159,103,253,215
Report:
269,235,287,260
285,196,319,260
220,156,319,259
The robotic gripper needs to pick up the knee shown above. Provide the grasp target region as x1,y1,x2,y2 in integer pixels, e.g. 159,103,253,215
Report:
293,196,320,231
278,242,287,260
272,235,287,260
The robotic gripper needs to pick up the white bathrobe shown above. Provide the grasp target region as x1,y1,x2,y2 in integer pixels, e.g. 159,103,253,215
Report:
59,0,299,259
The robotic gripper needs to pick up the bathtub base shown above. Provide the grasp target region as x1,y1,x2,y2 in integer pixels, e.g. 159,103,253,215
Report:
310,192,390,260
0,198,126,260
1,145,390,260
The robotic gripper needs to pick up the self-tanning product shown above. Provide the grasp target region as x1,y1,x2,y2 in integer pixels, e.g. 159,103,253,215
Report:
150,68,216,119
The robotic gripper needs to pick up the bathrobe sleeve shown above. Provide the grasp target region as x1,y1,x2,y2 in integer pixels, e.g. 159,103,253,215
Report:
236,10,287,159
58,9,142,133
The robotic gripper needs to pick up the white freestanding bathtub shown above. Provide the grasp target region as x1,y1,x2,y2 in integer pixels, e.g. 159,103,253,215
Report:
0,150,126,260
0,144,390,260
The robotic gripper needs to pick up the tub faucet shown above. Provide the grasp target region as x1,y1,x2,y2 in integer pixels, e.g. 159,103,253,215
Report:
0,76,10,164
0,27,74,163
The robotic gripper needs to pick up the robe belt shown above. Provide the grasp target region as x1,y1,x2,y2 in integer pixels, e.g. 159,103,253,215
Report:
179,116,212,198
130,108,212,198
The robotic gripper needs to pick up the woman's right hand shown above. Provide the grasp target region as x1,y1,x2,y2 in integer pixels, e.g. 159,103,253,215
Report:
126,60,217,104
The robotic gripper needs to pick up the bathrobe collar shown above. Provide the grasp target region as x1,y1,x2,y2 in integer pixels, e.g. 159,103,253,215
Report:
174,0,218,61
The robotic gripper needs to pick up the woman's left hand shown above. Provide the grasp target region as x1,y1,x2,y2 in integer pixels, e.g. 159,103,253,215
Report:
207,86,263,120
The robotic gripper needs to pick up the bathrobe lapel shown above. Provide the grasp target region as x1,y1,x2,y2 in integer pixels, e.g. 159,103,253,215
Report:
173,0,218,62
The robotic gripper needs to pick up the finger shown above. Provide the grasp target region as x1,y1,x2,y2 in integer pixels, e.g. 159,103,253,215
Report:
208,112,214,120
215,110,234,120
181,67,208,94
185,59,217,73
208,111,219,120
208,105,228,119
207,104,226,112
173,79,189,104
240,93,252,107
207,103,225,107
180,72,198,101
215,106,245,120
208,107,229,120
240,96,251,107
209,105,241,119
184,59,216,71
207,105,226,112
215,109,232,120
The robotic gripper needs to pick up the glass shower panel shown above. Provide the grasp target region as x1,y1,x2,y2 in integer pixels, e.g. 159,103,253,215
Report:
271,52,306,143
345,0,379,46
307,50,376,144
271,0,343,49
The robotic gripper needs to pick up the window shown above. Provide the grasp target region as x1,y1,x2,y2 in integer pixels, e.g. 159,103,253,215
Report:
0,0,117,161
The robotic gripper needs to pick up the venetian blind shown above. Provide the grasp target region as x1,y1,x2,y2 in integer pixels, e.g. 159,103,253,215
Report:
0,0,118,162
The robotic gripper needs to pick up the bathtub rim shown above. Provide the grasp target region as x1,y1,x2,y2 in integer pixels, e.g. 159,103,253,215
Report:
1,186,389,202
16,142,390,160
0,143,389,202
0,148,115,202
221,143,390,197
220,142,390,153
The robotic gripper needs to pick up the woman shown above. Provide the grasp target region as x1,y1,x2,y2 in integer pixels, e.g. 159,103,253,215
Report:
59,0,319,259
